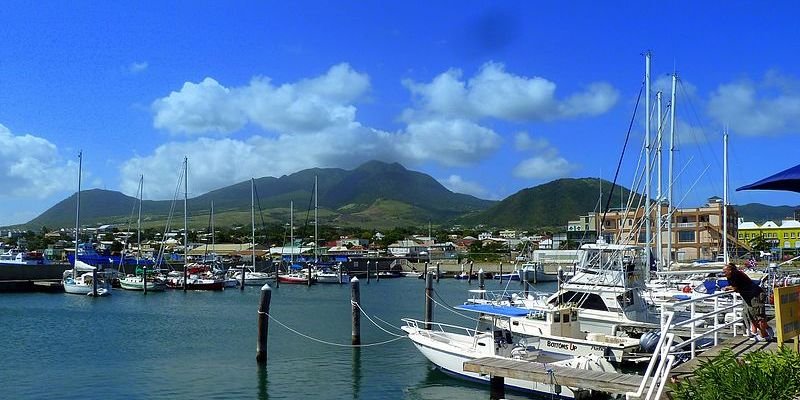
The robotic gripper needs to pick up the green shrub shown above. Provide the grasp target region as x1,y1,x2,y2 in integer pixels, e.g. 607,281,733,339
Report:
671,347,800,400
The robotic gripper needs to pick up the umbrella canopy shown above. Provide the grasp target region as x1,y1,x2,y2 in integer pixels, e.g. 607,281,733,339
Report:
736,163,800,193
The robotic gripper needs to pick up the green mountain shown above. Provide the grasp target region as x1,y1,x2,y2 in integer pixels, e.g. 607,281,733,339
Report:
733,203,799,223
458,178,639,229
19,163,799,232
24,161,496,230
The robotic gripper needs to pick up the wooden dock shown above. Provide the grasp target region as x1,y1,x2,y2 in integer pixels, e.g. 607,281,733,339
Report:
463,356,646,395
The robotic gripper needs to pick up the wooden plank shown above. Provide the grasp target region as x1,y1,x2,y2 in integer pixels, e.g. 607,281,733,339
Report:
464,357,644,394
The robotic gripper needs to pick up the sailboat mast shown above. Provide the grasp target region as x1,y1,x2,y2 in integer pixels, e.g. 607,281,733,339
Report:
137,175,143,266
245,178,254,290
74,151,82,275
667,73,677,266
644,51,652,279
723,130,729,263
314,175,319,264
656,91,663,269
290,200,294,264
183,156,188,292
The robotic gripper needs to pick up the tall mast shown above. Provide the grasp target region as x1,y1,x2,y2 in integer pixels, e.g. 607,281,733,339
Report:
74,151,82,275
183,156,188,292
251,178,256,272
667,73,677,267
314,175,319,264
137,175,143,266
644,51,652,279
656,91,663,269
723,130,729,263
290,200,294,263
211,200,215,260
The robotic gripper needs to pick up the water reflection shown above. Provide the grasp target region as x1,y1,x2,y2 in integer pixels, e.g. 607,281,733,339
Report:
256,364,268,400
352,347,361,399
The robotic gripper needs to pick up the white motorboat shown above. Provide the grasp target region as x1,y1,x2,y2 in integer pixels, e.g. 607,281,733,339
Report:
401,315,616,398
119,274,167,291
231,269,274,286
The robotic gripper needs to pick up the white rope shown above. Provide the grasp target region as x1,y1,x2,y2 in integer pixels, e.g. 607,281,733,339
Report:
264,312,406,348
351,300,406,338
429,292,481,322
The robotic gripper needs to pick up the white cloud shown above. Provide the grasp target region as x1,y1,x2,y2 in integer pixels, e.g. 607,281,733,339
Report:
152,63,370,135
514,131,549,151
396,119,501,167
0,124,76,198
707,72,800,136
438,175,489,198
403,62,619,122
129,61,148,74
512,136,579,180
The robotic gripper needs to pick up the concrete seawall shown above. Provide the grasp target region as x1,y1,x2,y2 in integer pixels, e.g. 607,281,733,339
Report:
0,264,71,281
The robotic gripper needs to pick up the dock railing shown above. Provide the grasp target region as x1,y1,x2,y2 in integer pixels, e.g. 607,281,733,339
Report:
626,291,744,399
625,311,676,400
660,290,743,359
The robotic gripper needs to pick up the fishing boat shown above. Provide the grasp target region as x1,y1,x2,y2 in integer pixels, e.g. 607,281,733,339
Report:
401,308,616,398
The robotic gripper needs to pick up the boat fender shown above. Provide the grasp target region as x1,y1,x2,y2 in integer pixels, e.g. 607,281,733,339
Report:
639,330,660,353
682,285,692,293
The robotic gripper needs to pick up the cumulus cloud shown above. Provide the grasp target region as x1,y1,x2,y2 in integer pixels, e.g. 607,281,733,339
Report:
0,124,76,198
512,134,579,180
152,63,369,135
395,119,501,166
708,72,800,136
514,131,549,151
438,175,489,198
129,61,148,74
402,62,618,122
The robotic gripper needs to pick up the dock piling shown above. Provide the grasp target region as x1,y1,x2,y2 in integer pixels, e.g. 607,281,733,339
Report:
498,262,503,284
256,283,271,365
424,272,433,330
366,261,371,284
351,277,361,345
489,376,505,400
92,269,98,297
143,266,147,295
376,261,380,282
467,261,474,284
436,262,440,282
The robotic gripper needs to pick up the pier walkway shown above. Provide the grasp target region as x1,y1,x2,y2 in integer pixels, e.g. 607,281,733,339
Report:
464,356,647,395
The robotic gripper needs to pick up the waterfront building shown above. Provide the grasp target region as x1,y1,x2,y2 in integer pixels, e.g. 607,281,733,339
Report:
737,218,800,255
573,196,749,262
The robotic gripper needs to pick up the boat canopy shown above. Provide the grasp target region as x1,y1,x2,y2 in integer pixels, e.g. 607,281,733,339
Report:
455,304,530,317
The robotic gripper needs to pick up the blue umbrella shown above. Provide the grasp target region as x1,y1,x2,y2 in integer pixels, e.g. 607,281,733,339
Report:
736,163,800,193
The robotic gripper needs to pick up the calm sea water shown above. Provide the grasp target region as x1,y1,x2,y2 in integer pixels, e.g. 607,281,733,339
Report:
0,277,558,400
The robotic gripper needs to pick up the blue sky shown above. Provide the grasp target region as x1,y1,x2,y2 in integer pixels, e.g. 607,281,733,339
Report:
1,2,799,226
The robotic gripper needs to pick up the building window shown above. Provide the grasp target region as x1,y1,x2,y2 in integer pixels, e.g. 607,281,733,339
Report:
785,241,791,248
793,232,797,239
678,231,695,243
738,233,743,239
637,232,647,243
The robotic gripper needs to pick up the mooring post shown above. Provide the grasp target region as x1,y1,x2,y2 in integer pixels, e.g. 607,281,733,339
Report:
338,262,343,284
351,277,361,345
92,269,98,296
143,265,147,295
436,262,440,283
478,268,485,290
376,260,380,282
467,261,474,284
256,283,271,365
499,261,503,284
424,272,433,330
366,260,371,284
424,261,429,281
489,376,505,399
183,262,188,292
241,264,246,290
307,263,312,287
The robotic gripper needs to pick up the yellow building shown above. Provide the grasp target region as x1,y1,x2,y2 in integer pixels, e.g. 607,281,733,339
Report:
737,219,800,252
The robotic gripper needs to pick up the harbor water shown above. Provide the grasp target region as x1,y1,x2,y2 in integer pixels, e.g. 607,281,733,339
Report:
0,277,558,399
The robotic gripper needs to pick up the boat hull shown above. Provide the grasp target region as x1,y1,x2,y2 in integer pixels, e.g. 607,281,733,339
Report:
119,278,167,291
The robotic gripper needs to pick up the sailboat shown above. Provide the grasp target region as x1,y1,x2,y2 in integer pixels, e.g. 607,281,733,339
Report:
231,179,272,286
63,152,111,296
278,200,314,284
163,157,224,291
119,175,166,292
